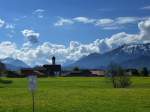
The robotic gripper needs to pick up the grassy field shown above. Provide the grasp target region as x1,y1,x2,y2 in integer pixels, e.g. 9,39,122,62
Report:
0,77,150,112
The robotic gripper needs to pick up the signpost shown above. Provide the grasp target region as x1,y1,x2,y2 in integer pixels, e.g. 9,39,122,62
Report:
28,75,37,112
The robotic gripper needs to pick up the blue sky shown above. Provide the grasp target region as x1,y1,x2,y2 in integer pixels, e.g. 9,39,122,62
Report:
0,0,150,65
0,0,149,45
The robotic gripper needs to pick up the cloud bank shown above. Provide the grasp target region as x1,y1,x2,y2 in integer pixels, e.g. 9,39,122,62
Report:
54,16,147,30
0,19,150,66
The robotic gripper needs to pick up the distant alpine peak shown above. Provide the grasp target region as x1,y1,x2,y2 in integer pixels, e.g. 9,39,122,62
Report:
69,42,150,69
119,43,150,54
2,57,18,62
1,57,29,70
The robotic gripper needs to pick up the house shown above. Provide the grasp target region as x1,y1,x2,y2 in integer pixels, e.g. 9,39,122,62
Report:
64,69,101,77
90,69,105,77
64,71,96,77
21,68,35,76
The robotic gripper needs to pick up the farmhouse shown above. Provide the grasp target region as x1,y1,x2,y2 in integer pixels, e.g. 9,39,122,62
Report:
90,69,105,77
63,69,104,77
64,71,94,77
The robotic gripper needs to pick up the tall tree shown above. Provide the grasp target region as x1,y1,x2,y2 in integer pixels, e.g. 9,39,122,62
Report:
141,67,149,77
0,61,6,76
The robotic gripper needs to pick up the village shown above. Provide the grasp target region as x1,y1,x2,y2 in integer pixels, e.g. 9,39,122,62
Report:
0,56,148,78
5,56,106,78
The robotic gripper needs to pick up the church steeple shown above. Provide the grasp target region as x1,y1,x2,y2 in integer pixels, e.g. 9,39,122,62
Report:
52,56,56,65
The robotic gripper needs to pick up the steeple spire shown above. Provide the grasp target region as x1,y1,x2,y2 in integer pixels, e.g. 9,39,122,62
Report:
52,56,55,65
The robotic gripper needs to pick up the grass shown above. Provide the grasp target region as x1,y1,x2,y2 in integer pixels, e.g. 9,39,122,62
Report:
0,77,150,112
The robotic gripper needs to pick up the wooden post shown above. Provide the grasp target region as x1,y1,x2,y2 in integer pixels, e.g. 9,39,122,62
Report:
32,91,35,112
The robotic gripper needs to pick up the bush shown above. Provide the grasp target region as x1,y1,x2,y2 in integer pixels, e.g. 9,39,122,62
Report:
108,63,132,88
6,70,25,78
0,78,12,84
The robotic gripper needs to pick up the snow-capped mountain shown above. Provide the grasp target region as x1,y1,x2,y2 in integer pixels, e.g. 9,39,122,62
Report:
115,43,150,56
1,57,30,70
69,43,150,69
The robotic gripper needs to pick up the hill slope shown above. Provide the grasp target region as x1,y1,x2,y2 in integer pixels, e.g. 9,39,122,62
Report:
1,57,29,70
70,43,150,69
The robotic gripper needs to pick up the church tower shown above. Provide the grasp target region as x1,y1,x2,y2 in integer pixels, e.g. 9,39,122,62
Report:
52,56,56,65
43,56,61,76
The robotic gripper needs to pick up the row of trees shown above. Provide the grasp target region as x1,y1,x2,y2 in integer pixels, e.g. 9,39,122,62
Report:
107,63,149,88
0,61,6,76
130,67,149,77
0,61,12,84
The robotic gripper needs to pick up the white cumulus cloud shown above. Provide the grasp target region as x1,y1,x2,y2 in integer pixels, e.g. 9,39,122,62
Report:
0,18,5,28
95,19,114,26
33,9,45,18
22,29,40,44
141,5,150,10
73,17,95,24
0,41,17,59
54,17,74,26
115,17,142,24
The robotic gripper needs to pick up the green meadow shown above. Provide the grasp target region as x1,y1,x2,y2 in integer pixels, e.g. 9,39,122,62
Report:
0,77,150,112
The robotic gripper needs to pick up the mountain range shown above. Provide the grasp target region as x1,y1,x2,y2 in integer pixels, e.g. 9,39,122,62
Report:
69,43,150,69
1,57,29,70
0,43,150,70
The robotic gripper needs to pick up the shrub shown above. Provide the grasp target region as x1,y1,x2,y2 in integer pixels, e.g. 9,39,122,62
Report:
0,78,12,84
6,70,25,78
108,63,132,88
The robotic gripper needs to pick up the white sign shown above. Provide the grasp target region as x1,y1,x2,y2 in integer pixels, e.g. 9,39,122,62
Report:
28,75,37,92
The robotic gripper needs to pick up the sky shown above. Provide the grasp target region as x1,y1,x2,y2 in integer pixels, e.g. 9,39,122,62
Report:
0,0,150,66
